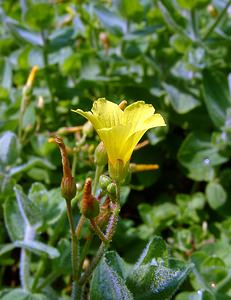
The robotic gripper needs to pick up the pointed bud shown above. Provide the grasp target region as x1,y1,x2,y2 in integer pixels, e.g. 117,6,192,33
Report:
54,136,76,202
107,182,117,202
61,176,77,202
23,66,39,98
81,178,99,218
94,142,108,166
99,175,112,190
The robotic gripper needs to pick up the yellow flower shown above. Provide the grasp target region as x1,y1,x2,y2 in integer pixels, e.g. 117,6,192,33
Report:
73,98,166,181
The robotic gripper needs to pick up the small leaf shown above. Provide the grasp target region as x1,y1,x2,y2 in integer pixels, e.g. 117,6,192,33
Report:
0,288,49,300
4,196,25,241
203,70,231,128
14,240,60,259
14,185,41,226
6,19,44,46
206,182,227,210
176,0,209,9
90,254,134,300
126,238,192,300
94,6,126,36
163,83,200,114
9,157,55,177
178,132,228,181
134,236,168,269
0,243,15,256
0,131,20,166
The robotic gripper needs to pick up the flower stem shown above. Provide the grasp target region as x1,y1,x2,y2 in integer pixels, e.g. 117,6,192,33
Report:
203,0,231,40
78,183,120,286
66,200,80,300
90,219,107,242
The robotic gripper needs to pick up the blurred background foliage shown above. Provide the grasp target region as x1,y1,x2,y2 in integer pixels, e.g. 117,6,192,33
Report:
1,0,231,299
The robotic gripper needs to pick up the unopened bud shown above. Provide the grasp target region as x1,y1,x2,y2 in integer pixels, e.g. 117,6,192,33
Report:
95,198,111,229
81,178,99,218
99,175,112,190
107,182,117,202
54,136,76,202
99,32,110,53
61,176,77,202
207,4,218,17
94,142,108,166
82,121,94,137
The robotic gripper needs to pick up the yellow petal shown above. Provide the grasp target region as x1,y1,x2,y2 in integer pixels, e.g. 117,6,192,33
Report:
123,101,155,131
91,98,123,128
98,125,129,164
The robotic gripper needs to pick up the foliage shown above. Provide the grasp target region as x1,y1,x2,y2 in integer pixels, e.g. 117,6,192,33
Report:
1,0,231,299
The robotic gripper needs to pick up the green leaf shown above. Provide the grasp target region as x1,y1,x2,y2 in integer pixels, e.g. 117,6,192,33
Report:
90,253,133,300
0,131,20,166
176,0,210,9
28,183,65,226
4,196,25,241
114,0,143,20
25,3,54,30
126,237,192,300
133,237,168,268
14,185,41,226
0,58,12,89
0,289,49,300
163,83,200,114
104,251,131,279
206,182,227,210
6,19,44,46
9,157,55,177
176,290,215,300
0,243,15,256
94,6,126,36
178,132,228,181
203,70,231,128
14,240,59,259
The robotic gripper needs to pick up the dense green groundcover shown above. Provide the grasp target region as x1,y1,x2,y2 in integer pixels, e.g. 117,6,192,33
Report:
1,0,231,299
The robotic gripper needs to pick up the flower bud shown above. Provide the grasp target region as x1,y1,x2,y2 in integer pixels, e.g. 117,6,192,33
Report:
207,4,218,17
54,136,77,202
107,182,117,202
81,178,99,218
99,175,112,190
94,142,108,166
95,198,111,229
61,176,77,202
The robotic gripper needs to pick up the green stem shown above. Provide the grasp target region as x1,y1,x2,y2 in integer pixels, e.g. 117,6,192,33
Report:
36,270,60,291
92,165,104,195
78,234,93,278
78,184,120,286
191,9,199,40
41,30,56,120
72,151,78,177
66,200,80,300
203,0,231,40
90,219,107,242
